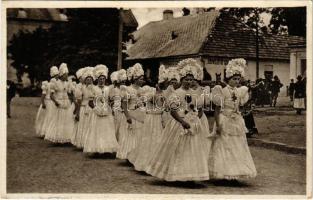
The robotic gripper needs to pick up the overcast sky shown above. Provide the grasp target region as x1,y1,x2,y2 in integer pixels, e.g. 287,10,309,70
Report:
131,8,271,29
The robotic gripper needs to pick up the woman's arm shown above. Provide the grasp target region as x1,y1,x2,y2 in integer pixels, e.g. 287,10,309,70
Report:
214,106,221,134
170,110,190,129
41,94,46,109
50,92,59,107
122,99,132,124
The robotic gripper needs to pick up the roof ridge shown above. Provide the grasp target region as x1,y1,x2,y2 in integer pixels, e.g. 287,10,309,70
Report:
139,10,220,29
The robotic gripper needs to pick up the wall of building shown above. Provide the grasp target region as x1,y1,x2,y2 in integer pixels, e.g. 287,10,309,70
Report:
290,47,306,80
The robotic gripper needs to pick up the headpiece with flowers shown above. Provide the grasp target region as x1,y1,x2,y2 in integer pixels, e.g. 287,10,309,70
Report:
127,63,144,81
50,66,59,77
76,68,86,79
94,64,109,79
225,58,246,78
41,81,49,91
59,63,69,76
177,58,203,81
118,69,127,82
167,67,181,82
110,71,119,83
82,66,95,80
158,64,168,83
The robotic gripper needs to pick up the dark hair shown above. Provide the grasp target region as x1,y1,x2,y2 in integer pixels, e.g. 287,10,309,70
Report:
224,74,241,83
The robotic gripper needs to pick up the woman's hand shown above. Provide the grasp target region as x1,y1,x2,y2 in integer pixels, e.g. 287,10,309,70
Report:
88,100,95,108
55,101,60,107
42,103,46,109
127,117,132,124
75,114,80,122
181,121,191,129
216,126,221,135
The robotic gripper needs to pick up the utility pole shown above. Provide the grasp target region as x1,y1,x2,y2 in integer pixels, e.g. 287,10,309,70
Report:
117,8,123,70
255,9,260,79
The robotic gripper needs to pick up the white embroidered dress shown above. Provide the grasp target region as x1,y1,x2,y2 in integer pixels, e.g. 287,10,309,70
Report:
44,79,75,143
128,87,164,171
209,85,257,179
83,85,119,153
144,88,211,181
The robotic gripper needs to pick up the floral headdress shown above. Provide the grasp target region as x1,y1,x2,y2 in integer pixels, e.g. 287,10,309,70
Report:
225,58,246,78
110,71,119,83
76,68,86,79
94,64,109,79
177,58,203,81
82,66,95,80
127,63,144,81
158,64,168,83
118,69,127,82
41,81,49,91
50,66,59,77
167,67,181,82
59,63,69,76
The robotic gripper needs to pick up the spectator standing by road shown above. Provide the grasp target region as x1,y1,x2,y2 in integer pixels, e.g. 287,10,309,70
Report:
289,79,295,102
293,75,305,115
270,75,283,107
7,80,17,118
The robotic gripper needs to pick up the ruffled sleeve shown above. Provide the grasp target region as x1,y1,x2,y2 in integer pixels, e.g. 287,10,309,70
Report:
211,85,224,107
49,78,57,93
168,90,181,110
120,85,129,100
238,86,249,105
68,81,76,93
41,81,48,94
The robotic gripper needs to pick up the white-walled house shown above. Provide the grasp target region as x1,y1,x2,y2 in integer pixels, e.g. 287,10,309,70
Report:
126,10,305,96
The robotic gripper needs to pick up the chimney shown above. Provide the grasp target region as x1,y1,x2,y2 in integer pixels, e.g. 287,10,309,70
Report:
163,10,174,20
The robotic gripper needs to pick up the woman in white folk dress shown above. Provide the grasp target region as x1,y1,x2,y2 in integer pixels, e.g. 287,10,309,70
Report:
116,63,145,160
35,80,50,138
161,66,181,127
209,58,257,181
71,67,86,147
110,69,127,142
35,66,59,137
72,67,95,149
128,85,164,171
144,58,210,182
83,64,119,155
189,70,215,161
44,63,75,144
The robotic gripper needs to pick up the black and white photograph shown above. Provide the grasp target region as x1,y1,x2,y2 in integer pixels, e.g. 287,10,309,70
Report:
1,1,312,199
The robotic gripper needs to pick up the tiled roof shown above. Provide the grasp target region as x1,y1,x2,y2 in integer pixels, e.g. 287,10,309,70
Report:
127,11,305,61
7,8,65,22
127,11,220,60
200,15,305,60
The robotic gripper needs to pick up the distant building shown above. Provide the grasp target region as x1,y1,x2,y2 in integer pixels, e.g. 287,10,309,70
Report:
7,8,138,84
126,10,305,95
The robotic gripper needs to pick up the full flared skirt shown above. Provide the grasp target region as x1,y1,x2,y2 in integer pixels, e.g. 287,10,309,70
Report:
44,103,75,144
209,113,257,180
144,119,211,182
128,114,163,171
83,113,119,153
113,110,124,142
71,106,93,148
294,98,305,109
116,110,144,159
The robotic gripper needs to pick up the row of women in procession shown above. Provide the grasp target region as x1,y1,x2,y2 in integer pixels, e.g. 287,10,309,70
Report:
35,58,257,182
